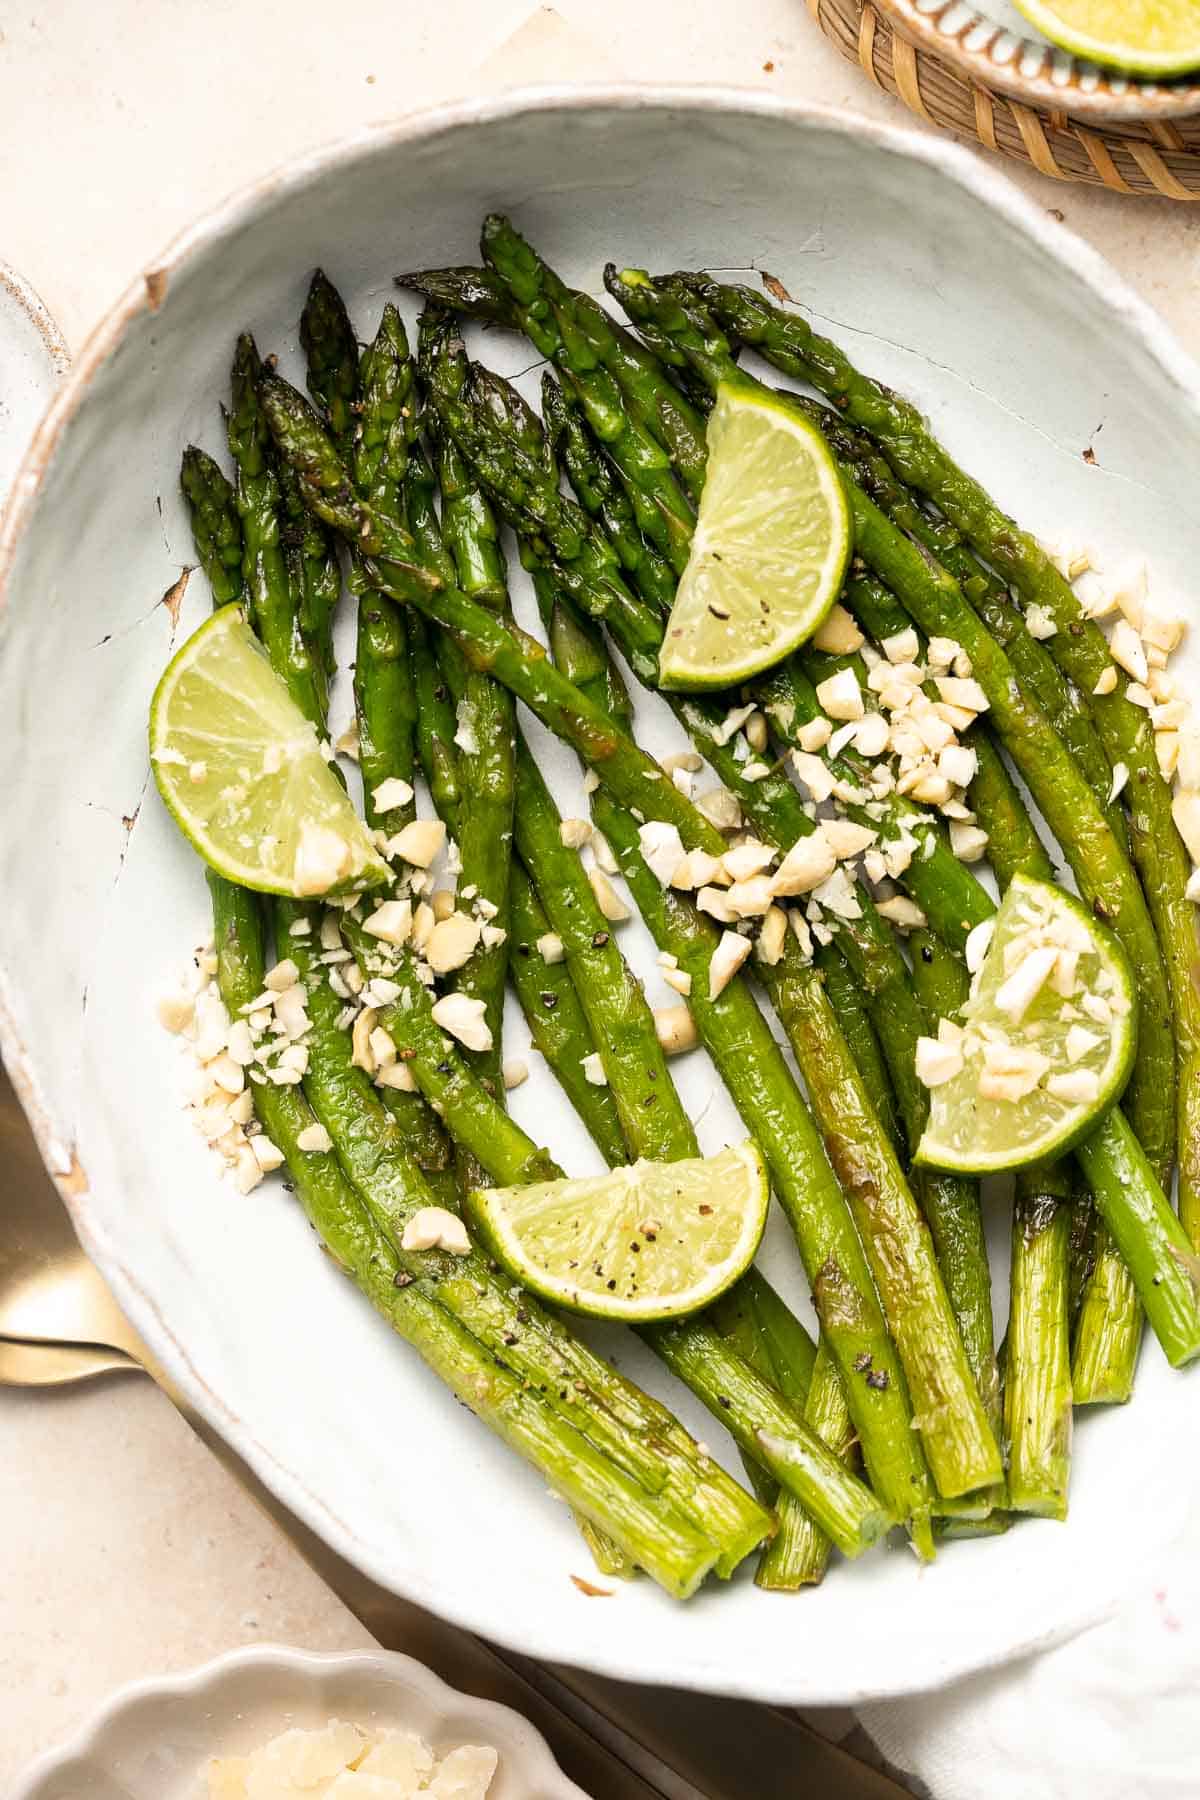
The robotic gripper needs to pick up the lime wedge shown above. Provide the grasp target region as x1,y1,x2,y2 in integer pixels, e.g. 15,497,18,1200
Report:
658,380,851,691
467,1140,769,1322
916,875,1136,1175
1012,0,1200,76
149,605,389,897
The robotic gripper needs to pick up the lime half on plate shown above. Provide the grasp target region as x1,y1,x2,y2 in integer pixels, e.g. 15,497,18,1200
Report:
467,1139,769,1323
1013,0,1200,77
150,605,389,897
916,874,1136,1175
658,379,850,691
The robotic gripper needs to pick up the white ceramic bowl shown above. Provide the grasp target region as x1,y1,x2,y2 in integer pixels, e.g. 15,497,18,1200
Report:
3,85,1200,1706
10,1645,587,1800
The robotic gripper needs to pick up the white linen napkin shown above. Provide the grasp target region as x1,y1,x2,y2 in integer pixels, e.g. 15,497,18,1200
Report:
860,1513,1199,1800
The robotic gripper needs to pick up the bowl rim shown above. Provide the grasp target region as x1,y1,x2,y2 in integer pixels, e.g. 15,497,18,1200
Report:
8,1642,589,1799
871,0,1200,120
2,81,1199,1704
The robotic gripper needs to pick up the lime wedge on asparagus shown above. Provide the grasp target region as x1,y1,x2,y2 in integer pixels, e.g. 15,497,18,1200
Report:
467,1139,769,1322
1012,0,1200,76
916,874,1136,1175
657,378,850,690
149,604,389,897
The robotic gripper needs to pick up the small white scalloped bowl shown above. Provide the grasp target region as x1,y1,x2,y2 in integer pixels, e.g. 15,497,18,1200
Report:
11,1645,589,1800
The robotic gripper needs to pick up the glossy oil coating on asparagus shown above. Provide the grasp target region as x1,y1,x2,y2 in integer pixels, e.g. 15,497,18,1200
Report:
259,358,1007,1515
166,215,1200,1609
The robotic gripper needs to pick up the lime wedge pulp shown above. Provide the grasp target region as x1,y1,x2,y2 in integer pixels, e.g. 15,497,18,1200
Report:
466,1139,769,1323
916,875,1137,1176
658,379,851,691
1013,0,1200,77
149,605,389,897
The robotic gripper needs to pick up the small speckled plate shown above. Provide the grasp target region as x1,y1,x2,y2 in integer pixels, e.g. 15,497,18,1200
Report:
10,1645,588,1800
874,0,1200,118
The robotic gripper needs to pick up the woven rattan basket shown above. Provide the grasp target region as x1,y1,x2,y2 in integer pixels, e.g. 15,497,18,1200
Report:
809,0,1200,197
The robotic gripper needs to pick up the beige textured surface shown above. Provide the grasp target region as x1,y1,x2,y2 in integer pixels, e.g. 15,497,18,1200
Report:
1,0,1196,1781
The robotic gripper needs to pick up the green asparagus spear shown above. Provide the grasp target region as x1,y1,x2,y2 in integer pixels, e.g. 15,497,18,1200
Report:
418,319,517,1110
1006,1169,1073,1518
673,271,1200,1240
226,334,326,726
541,372,679,615
513,736,694,1160
751,908,1001,1499
522,542,634,725
278,459,338,697
300,268,360,461
815,941,902,1159
180,446,245,604
507,870,629,1164
710,1267,818,1406
909,935,1003,1458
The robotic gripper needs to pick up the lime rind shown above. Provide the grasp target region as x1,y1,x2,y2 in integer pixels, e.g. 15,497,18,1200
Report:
1011,0,1200,77
467,1139,769,1323
659,381,851,691
916,875,1137,1176
150,605,390,897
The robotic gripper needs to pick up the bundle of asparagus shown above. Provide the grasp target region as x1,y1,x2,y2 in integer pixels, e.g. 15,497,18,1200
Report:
156,212,1200,1602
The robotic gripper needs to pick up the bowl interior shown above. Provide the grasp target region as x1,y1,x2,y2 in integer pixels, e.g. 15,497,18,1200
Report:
2,89,1198,1704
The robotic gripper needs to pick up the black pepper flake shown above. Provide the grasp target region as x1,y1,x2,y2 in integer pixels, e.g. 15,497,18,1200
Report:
853,1351,872,1373
919,943,933,963
698,1204,713,1216
591,931,610,948
393,1271,414,1289
516,1306,530,1324
866,1369,890,1390
541,991,558,1010
718,1394,731,1408
518,942,532,957
502,1331,519,1346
